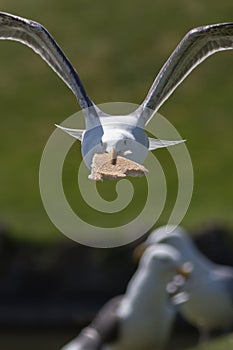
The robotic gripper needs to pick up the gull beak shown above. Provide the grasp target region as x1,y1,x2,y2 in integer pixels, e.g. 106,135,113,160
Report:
133,243,147,262
110,147,117,165
176,262,193,280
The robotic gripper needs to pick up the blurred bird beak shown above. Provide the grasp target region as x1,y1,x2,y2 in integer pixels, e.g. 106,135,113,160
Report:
110,147,117,165
133,243,147,262
176,262,193,279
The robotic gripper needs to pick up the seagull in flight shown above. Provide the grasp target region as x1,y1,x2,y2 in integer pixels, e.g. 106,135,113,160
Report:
0,13,233,179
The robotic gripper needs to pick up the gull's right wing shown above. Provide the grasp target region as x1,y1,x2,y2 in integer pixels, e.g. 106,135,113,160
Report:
139,22,233,125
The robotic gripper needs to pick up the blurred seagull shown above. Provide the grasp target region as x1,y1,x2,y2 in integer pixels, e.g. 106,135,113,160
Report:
1,13,233,179
137,225,233,341
61,245,190,350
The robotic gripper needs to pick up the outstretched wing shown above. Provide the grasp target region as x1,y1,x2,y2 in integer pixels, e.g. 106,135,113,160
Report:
0,12,93,110
141,22,233,124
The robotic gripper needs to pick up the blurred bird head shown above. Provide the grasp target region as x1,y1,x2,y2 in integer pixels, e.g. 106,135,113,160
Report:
133,225,189,261
140,244,192,282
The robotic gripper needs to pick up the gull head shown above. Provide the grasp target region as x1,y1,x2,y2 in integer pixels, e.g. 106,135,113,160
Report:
145,225,187,246
133,225,189,261
141,244,192,283
144,225,198,262
100,122,149,164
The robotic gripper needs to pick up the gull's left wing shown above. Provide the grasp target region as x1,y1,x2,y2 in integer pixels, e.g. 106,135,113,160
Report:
140,22,233,125
0,12,96,111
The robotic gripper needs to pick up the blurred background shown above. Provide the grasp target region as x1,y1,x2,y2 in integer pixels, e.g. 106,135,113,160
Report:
0,0,232,349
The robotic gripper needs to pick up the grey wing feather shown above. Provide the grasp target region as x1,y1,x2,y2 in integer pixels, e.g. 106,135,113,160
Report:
142,22,233,124
61,328,101,350
222,270,233,306
91,295,122,344
0,12,93,110
61,296,122,350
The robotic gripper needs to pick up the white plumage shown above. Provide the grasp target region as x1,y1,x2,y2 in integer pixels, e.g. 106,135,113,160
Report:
142,226,233,339
1,13,233,178
61,244,190,350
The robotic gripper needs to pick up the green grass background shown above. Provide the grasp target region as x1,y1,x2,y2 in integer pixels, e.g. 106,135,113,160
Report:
0,0,233,242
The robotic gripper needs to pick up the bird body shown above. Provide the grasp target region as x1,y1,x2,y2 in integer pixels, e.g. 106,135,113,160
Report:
82,112,149,169
180,263,233,330
144,226,233,335
61,244,190,350
2,13,233,179
109,250,175,350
